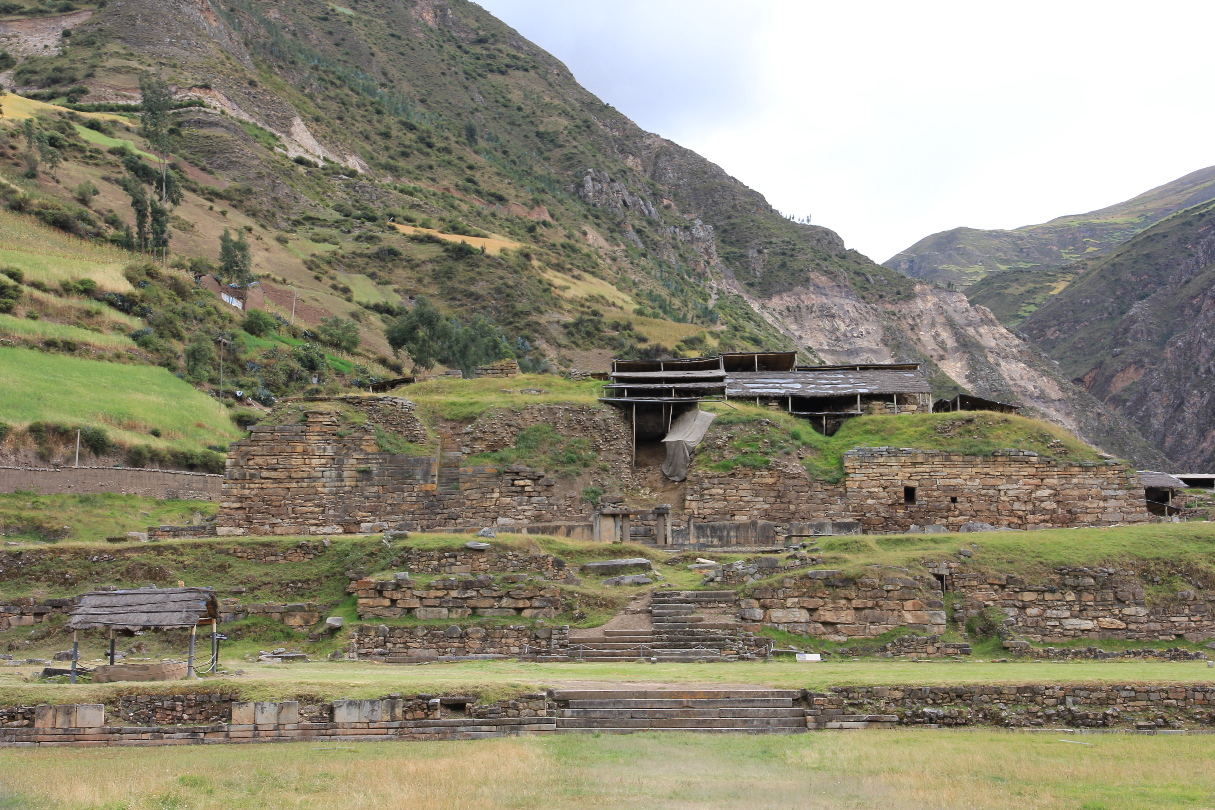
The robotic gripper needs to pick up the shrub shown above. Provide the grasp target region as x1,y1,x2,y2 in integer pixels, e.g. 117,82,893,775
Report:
232,410,261,428
242,308,277,337
0,422,10,442
126,444,151,468
79,426,112,456
965,606,1008,640
0,278,20,313
0,266,23,283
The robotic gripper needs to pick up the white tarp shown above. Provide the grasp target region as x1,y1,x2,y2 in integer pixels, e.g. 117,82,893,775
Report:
661,409,717,481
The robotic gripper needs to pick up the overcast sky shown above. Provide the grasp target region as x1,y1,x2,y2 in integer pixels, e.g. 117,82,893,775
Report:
475,0,1215,263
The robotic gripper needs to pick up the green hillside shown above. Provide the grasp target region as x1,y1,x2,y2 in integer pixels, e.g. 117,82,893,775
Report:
884,164,1215,296
0,347,242,465
1019,199,1215,469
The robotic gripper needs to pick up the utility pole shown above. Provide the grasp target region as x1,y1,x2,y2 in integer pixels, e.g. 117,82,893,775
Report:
216,336,230,406
290,287,297,325
74,429,80,468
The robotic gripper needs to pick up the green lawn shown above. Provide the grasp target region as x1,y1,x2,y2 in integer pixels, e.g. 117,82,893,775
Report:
0,730,1212,809
0,492,216,545
71,122,158,161
0,347,241,448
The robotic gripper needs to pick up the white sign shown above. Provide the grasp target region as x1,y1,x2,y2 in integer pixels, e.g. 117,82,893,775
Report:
795,653,822,662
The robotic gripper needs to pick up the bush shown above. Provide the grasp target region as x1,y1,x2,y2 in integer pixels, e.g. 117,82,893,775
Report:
79,426,112,456
0,278,20,314
232,410,261,428
0,266,23,283
126,444,151,468
0,421,10,442
242,308,277,337
965,606,1008,640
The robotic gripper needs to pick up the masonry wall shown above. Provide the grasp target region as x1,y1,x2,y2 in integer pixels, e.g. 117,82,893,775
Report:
844,448,1153,532
349,624,568,659
741,570,948,640
950,567,1215,643
0,466,220,500
216,411,592,535
0,598,75,630
684,449,1152,534
807,685,1215,730
351,576,561,620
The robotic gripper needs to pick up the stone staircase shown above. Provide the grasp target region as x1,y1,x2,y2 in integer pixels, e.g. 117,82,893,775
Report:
551,689,808,733
564,590,767,662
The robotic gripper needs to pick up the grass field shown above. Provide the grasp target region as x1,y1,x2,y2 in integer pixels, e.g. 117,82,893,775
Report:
0,492,215,545
0,730,1211,809
2,656,1213,708
403,374,603,420
0,347,241,447
0,208,132,291
0,313,137,351
392,222,521,255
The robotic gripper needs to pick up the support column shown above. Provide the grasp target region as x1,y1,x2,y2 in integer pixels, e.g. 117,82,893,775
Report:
70,631,78,684
108,629,115,666
187,625,197,678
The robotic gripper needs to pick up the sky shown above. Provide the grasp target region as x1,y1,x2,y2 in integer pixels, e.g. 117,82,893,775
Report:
475,0,1215,263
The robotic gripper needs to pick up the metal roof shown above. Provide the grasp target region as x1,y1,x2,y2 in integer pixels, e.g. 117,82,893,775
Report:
726,368,931,398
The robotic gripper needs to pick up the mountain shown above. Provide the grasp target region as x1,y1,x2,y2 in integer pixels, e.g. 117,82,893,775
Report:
0,0,1168,468
884,165,1215,310
1018,199,1215,470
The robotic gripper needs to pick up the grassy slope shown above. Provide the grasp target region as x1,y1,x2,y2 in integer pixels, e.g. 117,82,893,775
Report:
0,492,215,543
884,163,1215,295
697,406,1103,480
3,731,1213,810
0,347,242,449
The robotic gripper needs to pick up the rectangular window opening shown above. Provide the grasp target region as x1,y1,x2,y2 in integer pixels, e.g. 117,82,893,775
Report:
903,486,917,505
950,496,958,504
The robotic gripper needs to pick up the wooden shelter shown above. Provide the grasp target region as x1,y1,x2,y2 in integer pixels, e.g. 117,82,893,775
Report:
67,587,220,681
1138,471,1186,517
933,393,1022,415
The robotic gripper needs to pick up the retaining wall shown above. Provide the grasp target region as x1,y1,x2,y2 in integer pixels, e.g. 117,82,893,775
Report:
742,571,947,640
950,566,1215,643
349,624,569,660
0,466,221,500
351,576,561,620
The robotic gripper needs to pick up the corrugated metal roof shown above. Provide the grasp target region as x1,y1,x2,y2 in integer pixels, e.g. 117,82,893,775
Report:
726,369,931,397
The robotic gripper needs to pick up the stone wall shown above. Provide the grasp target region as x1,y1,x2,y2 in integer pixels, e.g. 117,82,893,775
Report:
684,449,1152,535
216,411,593,535
117,692,237,725
807,684,1215,730
223,540,328,563
388,546,565,576
0,466,221,500
351,576,561,620
684,460,849,525
218,600,323,628
742,570,947,640
843,448,1152,532
951,567,1215,643
0,597,74,630
1002,642,1207,661
876,634,972,657
288,395,429,443
349,624,569,660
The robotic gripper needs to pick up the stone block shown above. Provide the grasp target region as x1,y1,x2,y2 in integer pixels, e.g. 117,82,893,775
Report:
413,607,450,620
767,608,810,624
230,702,256,725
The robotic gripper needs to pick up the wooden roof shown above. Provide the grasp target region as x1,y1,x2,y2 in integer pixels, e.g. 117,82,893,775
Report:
68,587,219,632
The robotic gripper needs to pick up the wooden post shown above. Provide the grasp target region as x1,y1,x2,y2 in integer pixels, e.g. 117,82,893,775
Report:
187,625,197,678
631,403,637,467
211,619,219,673
74,429,80,468
70,631,78,684
892,394,898,415
108,628,115,665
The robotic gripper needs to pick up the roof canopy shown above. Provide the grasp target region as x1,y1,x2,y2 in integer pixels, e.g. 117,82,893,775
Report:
68,587,219,633
726,368,931,398
1139,471,1186,490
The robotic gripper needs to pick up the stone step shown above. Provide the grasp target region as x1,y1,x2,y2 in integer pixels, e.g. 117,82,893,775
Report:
555,726,806,735
652,591,737,601
560,708,803,718
555,717,806,730
602,629,656,638
552,689,800,701
564,698,796,709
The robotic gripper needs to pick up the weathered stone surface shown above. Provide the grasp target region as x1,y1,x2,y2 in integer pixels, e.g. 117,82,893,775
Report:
581,558,653,576
602,574,653,587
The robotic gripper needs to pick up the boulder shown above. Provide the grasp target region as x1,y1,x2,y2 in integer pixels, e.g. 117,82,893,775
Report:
754,557,781,569
959,521,996,533
582,558,653,576
324,616,344,631
465,541,492,550
475,527,497,538
602,575,653,587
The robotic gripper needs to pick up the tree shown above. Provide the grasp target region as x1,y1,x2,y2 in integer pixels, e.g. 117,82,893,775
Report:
183,334,216,381
21,119,39,177
119,175,150,253
35,131,61,177
149,199,170,265
217,229,253,286
139,72,174,204
448,314,511,377
317,316,360,354
385,296,449,371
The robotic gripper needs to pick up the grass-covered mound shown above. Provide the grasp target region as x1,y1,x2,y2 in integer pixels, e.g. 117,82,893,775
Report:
696,405,1104,481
